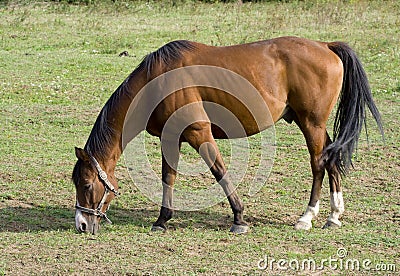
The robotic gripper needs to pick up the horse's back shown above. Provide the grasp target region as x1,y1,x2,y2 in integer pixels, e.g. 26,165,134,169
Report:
145,37,343,137
183,36,343,103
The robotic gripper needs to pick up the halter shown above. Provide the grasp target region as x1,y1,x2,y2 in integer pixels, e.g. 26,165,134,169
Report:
75,151,119,224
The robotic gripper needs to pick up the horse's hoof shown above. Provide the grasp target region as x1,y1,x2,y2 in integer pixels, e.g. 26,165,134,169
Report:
322,220,341,229
294,221,312,230
151,225,166,232
230,224,249,234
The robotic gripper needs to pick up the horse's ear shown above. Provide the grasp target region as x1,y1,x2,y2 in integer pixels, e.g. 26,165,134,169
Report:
75,147,89,162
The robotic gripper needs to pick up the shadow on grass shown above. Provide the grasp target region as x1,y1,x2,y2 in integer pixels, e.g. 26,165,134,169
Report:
0,204,74,232
0,202,288,233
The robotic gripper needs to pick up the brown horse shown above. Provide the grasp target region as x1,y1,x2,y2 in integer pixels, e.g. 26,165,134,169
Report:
72,36,383,234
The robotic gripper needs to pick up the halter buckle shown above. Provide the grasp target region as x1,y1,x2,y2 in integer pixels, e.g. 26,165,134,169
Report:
99,170,108,181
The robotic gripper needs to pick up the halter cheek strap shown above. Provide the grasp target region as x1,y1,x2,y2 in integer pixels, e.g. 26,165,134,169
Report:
89,154,119,196
75,151,119,224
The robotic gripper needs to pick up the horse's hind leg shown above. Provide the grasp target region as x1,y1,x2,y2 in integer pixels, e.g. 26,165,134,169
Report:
323,133,344,228
152,140,180,231
183,121,249,234
293,118,327,230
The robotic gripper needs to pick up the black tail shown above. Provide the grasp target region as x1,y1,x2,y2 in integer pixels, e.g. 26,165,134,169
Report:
324,42,384,176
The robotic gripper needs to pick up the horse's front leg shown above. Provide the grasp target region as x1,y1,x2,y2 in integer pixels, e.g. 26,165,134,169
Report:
183,121,249,234
152,140,180,231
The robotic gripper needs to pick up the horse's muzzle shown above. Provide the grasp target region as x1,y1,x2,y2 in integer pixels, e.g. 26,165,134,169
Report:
75,209,100,235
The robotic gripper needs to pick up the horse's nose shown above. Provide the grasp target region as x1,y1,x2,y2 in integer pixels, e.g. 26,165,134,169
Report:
91,223,99,235
75,209,89,233
79,222,87,233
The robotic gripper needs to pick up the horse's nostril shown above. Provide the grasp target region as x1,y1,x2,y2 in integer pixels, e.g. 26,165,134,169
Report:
91,223,97,235
80,222,87,232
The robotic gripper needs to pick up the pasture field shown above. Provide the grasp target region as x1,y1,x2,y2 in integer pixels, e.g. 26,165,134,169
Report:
0,0,399,275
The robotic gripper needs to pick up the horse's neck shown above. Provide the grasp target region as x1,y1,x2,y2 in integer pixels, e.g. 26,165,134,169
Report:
99,70,148,170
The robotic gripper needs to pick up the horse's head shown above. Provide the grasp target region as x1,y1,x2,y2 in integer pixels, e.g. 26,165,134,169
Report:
72,147,118,234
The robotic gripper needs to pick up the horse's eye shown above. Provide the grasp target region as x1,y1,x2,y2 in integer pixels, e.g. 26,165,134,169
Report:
83,184,93,192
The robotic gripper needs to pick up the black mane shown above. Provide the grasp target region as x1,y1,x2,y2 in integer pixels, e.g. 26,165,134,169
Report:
83,40,196,161
137,40,197,79
84,85,122,160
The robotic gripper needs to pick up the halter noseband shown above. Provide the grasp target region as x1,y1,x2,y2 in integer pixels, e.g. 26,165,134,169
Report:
75,151,119,224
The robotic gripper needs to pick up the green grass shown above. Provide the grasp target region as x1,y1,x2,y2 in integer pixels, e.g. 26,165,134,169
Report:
1,0,399,275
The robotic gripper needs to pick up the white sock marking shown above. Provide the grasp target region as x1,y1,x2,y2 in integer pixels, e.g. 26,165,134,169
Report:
327,192,344,226
298,200,320,225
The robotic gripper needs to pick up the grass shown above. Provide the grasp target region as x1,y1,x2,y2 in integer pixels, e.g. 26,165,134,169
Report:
0,0,399,275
